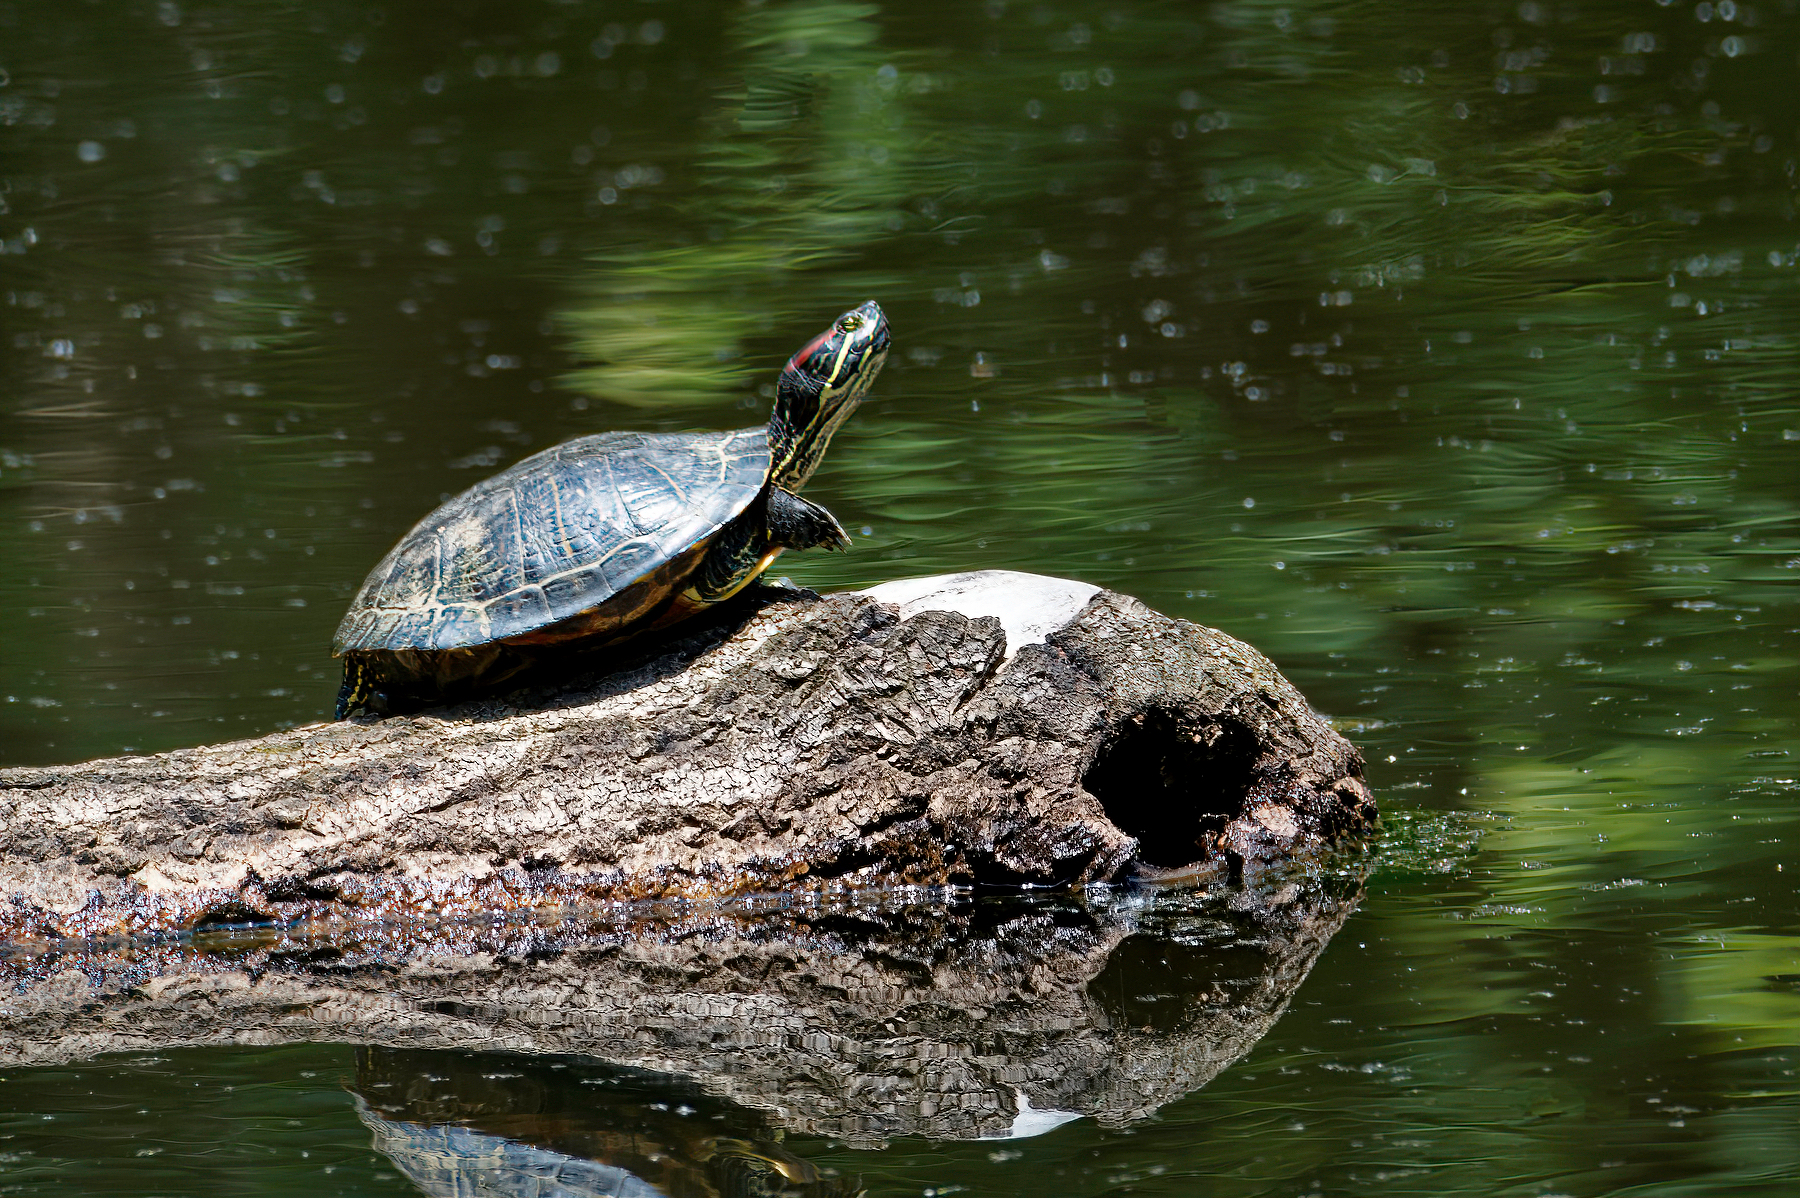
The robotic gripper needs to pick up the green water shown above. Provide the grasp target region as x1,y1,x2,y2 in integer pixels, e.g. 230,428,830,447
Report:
2,0,1798,1191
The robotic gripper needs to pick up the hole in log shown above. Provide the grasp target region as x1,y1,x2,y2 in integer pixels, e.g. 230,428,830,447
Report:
1083,709,1257,869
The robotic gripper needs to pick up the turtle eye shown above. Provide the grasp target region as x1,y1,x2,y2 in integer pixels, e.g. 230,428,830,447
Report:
838,315,862,333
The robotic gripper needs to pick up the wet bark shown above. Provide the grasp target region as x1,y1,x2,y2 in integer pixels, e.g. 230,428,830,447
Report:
0,574,1372,943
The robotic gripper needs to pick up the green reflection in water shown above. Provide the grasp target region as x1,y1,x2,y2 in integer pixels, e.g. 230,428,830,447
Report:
1,0,1799,1191
564,0,910,409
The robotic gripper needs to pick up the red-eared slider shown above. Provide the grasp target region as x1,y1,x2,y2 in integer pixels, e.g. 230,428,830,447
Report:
332,301,890,718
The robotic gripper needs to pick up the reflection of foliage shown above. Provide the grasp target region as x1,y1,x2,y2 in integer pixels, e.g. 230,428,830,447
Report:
563,0,911,408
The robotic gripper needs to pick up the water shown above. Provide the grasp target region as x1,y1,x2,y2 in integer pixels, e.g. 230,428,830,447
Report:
2,0,1798,1191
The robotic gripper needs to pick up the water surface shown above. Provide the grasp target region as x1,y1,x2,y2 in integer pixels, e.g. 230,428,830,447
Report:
2,0,1798,1192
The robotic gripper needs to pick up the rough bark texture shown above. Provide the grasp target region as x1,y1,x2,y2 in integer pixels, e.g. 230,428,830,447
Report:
0,580,1372,943
0,879,1360,1146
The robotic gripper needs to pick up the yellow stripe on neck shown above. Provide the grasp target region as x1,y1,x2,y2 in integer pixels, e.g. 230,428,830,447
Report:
826,335,855,387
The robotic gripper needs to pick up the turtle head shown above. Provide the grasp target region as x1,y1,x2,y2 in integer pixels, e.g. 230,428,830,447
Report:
769,300,890,490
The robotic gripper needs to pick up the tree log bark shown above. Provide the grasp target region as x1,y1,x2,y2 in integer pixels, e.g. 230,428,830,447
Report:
0,572,1372,943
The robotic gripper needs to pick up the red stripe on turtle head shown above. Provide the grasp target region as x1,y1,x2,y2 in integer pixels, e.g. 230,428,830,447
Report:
786,329,834,375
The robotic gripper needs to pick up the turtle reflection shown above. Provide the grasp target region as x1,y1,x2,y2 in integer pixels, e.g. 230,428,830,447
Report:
356,1048,859,1198
339,877,1361,1191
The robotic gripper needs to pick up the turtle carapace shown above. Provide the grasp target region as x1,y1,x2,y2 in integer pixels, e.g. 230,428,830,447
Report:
331,301,890,718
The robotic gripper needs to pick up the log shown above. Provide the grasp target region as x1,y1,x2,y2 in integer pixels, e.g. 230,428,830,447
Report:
0,876,1363,1146
0,572,1373,943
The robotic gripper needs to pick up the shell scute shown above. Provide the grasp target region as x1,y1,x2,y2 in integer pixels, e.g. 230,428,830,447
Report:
438,544,506,608
593,536,667,594
333,428,771,654
433,607,489,647
387,608,438,650
485,585,554,640
539,566,613,612
381,531,443,607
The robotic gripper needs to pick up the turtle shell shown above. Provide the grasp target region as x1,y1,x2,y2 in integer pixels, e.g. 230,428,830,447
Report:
333,428,770,655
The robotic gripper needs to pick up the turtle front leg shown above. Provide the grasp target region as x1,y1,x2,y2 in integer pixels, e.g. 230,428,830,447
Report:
686,488,850,606
765,486,852,552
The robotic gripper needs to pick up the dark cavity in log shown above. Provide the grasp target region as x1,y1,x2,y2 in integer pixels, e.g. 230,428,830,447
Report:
1083,707,1260,868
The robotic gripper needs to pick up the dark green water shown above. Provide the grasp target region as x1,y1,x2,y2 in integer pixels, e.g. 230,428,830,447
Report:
3,0,1799,1192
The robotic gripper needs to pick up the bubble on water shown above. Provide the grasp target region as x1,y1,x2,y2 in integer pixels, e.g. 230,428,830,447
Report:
77,140,105,163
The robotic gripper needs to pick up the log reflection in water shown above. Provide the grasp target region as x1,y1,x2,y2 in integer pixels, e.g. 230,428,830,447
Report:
2,877,1359,1149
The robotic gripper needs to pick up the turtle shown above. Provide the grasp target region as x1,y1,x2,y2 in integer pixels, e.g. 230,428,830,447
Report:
331,300,890,718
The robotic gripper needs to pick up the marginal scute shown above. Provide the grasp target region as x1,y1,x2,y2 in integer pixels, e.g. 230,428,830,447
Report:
434,606,488,645
487,586,553,641
540,567,609,610
389,609,435,648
